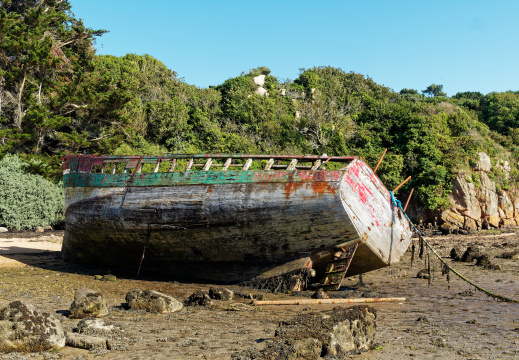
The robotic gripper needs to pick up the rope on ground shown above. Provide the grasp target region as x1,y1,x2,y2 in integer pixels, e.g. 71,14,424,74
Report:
390,191,519,303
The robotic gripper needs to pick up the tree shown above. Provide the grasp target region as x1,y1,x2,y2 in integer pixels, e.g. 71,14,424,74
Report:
422,84,446,97
0,0,131,176
400,88,419,96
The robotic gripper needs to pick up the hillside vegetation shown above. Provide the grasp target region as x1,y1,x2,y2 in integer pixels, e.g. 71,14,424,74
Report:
1,0,519,228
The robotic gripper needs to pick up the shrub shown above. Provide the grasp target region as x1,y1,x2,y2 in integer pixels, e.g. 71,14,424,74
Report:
0,155,64,230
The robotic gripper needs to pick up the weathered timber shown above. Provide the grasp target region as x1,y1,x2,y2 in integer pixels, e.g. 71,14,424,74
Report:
61,154,412,284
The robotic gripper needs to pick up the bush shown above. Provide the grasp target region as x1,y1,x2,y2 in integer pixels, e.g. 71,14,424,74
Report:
0,155,64,230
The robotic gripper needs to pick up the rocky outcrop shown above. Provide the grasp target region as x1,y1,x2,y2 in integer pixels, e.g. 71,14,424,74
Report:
441,152,519,231
232,305,376,359
0,301,65,352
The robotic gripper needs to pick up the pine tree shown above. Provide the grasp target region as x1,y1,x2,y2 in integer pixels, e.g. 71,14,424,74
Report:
0,0,131,177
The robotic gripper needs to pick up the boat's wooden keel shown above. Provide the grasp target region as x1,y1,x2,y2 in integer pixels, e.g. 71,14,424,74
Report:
319,242,359,291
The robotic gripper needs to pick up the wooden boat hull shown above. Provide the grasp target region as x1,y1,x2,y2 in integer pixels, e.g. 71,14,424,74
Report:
62,157,412,282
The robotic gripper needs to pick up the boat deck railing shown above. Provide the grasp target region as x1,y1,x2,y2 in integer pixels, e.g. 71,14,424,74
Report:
63,154,357,174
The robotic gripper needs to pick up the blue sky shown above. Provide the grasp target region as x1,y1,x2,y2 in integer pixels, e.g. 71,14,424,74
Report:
70,0,519,96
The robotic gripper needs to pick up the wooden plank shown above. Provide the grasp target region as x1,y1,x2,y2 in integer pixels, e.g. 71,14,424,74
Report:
203,159,213,171
168,159,177,172
311,160,322,170
222,158,232,171
286,159,298,170
242,158,253,170
153,161,160,173
185,158,194,171
265,158,274,170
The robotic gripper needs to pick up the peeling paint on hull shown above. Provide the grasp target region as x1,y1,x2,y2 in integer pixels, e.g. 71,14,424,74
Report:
62,156,412,282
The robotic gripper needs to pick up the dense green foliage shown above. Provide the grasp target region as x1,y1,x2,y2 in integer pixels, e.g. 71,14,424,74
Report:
2,0,519,229
0,155,63,229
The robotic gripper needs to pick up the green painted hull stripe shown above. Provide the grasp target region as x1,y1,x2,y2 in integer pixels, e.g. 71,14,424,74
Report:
64,170,346,188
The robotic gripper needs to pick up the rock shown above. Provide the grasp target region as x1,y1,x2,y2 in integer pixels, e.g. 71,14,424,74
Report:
450,246,463,261
125,289,183,314
496,160,511,179
232,338,321,360
94,274,116,282
254,87,268,96
312,288,329,299
69,288,108,319
43,225,52,230
184,290,214,307
475,254,492,267
416,316,429,323
464,217,478,231
0,227,8,233
461,247,483,262
441,210,464,229
451,176,481,221
277,306,376,355
440,222,458,235
416,269,430,279
75,318,119,336
66,333,108,350
253,74,265,87
208,287,234,301
34,226,44,233
234,291,265,301
498,193,514,219
0,301,65,352
475,152,491,172
499,250,519,260
232,306,376,359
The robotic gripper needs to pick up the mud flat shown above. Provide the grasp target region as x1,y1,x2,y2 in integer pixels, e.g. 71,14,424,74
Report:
0,230,518,359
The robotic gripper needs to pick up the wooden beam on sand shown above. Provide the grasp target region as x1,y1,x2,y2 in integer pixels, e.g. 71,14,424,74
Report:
253,297,407,306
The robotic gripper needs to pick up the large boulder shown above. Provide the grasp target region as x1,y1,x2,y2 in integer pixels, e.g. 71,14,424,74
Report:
0,301,65,352
69,288,108,319
440,210,464,229
232,306,376,359
478,173,500,227
498,193,514,219
125,289,183,313
475,152,491,172
451,175,481,222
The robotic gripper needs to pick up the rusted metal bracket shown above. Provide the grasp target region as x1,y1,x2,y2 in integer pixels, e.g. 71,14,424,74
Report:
319,242,359,291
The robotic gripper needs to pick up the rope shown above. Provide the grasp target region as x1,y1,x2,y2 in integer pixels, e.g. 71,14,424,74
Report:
389,191,519,303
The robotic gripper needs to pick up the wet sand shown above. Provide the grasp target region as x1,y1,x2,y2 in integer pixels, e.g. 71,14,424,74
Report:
0,230,518,359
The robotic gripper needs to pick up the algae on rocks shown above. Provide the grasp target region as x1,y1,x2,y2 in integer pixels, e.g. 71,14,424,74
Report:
0,301,65,352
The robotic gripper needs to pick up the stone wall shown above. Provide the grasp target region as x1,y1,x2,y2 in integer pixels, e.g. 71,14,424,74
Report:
440,152,519,231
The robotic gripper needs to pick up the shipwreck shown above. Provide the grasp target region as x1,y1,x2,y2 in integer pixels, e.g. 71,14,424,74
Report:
61,154,412,289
